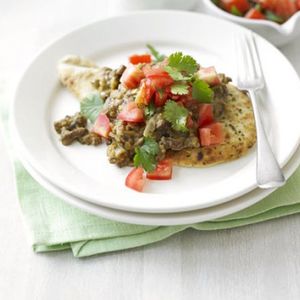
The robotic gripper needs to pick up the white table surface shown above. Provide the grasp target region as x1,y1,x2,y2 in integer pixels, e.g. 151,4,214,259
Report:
1,1,300,299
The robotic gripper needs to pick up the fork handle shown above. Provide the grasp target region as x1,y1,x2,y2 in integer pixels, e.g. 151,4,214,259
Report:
248,89,286,188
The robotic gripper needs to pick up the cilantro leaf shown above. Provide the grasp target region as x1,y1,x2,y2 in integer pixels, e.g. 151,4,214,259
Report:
133,138,159,172
146,44,166,62
144,100,156,118
164,66,192,81
168,52,198,74
80,93,104,123
163,100,189,132
192,79,214,103
230,5,242,16
170,82,189,95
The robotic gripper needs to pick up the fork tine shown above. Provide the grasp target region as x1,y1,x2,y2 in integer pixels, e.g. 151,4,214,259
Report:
246,32,264,81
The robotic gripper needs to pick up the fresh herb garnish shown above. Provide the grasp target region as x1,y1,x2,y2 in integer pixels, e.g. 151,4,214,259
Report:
164,66,192,81
80,93,104,123
163,100,189,132
170,82,189,95
134,138,159,172
265,10,284,23
167,52,198,75
230,6,242,16
146,44,166,62
144,100,156,118
192,79,214,103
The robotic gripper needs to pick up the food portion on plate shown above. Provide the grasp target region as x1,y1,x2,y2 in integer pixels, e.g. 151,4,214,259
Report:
213,0,300,23
55,45,256,192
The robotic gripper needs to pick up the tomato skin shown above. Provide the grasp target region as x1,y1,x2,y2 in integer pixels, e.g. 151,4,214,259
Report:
146,160,173,180
92,113,111,138
129,54,152,65
154,89,168,107
197,66,221,86
120,64,145,89
135,79,155,105
198,104,214,128
199,122,224,146
142,65,174,89
221,0,250,13
259,0,298,19
245,8,266,19
125,167,146,192
117,102,144,123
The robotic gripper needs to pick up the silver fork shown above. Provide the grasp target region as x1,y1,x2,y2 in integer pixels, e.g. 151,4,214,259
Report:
235,32,285,188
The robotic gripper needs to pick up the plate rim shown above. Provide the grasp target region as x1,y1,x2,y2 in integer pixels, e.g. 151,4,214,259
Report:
11,10,300,213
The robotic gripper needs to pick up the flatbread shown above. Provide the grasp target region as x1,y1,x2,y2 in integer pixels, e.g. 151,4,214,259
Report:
58,55,110,100
169,84,256,167
58,56,256,168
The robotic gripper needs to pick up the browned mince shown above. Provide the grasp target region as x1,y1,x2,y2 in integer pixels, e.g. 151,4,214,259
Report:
54,113,102,146
55,65,230,167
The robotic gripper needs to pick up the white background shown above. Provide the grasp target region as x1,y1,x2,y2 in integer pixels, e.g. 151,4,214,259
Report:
1,1,300,299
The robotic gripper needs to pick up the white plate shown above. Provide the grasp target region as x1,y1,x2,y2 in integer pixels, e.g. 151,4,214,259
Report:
12,11,300,213
15,137,300,225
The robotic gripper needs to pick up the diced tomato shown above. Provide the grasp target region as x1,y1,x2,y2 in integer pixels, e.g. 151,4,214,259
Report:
92,113,111,138
199,122,224,146
146,160,173,180
198,104,214,127
197,66,221,86
129,54,152,65
148,74,174,89
120,64,145,89
117,102,144,123
135,79,155,105
220,0,250,13
245,8,266,19
142,65,174,89
154,89,168,107
125,167,145,192
187,115,194,128
258,0,298,19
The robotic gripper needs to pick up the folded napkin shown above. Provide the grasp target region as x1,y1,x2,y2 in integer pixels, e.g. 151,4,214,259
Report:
1,85,300,258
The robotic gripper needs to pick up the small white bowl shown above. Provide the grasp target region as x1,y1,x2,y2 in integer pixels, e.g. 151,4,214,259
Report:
201,0,300,46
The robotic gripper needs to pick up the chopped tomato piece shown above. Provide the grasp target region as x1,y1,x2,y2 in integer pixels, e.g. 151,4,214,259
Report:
199,122,224,146
197,66,221,86
198,104,214,127
148,74,174,89
120,64,145,89
146,160,173,180
125,167,145,192
245,8,266,19
129,54,152,65
154,89,168,107
259,0,298,19
187,115,194,128
117,102,144,123
92,113,111,138
135,79,155,105
220,0,250,13
142,65,174,89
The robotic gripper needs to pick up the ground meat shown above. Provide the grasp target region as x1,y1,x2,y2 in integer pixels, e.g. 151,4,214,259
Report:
92,65,126,97
212,84,228,119
107,121,144,167
54,113,87,134
78,132,102,145
54,113,102,146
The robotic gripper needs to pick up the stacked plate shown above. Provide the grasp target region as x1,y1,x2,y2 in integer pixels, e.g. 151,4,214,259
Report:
12,11,300,225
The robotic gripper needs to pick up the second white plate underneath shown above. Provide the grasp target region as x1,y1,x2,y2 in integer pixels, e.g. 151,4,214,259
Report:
16,141,300,226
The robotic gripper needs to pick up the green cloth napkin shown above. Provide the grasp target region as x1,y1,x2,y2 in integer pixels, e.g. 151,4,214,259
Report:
1,81,300,258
